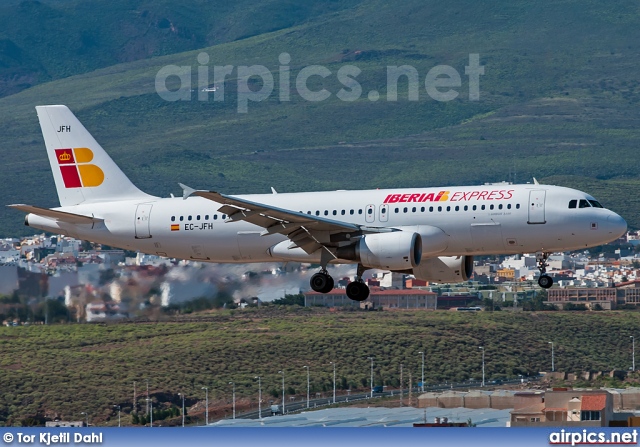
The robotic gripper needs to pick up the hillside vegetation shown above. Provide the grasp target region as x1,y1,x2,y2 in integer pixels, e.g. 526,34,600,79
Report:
1,308,639,426
1,1,640,235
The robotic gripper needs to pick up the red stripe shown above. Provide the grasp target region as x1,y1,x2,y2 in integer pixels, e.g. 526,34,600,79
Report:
60,166,82,188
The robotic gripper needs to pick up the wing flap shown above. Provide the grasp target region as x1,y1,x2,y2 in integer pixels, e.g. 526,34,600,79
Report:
8,204,103,224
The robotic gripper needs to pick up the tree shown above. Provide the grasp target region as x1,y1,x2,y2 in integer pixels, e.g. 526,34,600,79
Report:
272,294,305,306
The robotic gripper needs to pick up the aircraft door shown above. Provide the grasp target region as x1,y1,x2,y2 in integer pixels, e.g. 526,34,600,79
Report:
134,204,153,239
379,204,389,222
528,190,546,224
365,204,375,223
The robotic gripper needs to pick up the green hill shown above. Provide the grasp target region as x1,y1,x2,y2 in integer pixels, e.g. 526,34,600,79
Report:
1,309,639,426
1,0,640,235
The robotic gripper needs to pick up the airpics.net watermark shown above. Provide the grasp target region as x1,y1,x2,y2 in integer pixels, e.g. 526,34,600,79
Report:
155,52,485,113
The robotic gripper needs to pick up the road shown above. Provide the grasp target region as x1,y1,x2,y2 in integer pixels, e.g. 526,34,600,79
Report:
218,377,537,422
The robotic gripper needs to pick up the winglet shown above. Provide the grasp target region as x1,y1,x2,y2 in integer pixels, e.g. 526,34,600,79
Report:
271,187,278,194
179,183,197,200
533,177,539,185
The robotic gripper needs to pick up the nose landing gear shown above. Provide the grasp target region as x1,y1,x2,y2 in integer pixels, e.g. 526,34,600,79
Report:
536,252,553,289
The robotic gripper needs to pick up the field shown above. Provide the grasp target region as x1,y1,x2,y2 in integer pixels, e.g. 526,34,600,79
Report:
1,307,639,426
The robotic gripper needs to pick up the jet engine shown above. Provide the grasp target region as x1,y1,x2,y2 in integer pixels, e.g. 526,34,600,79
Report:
337,231,422,270
411,256,473,283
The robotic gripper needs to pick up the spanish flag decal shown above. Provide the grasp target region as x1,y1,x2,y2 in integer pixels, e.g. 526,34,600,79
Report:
55,148,104,188
171,224,180,231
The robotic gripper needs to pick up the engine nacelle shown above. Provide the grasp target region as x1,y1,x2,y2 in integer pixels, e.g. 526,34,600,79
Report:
337,231,422,270
412,256,473,283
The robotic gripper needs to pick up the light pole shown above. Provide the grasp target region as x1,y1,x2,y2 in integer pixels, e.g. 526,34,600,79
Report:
479,346,485,387
255,376,262,419
145,379,150,416
80,412,89,427
178,393,185,427
548,341,555,372
201,387,208,425
303,366,310,409
114,405,121,427
329,362,336,404
632,336,636,371
149,399,153,427
367,357,374,398
418,351,425,392
278,370,285,414
229,382,236,419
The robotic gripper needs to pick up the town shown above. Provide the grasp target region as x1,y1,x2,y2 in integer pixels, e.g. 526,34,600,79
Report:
2,229,640,325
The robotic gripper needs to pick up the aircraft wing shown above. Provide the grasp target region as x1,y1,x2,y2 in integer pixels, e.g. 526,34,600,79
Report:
7,204,103,224
180,184,390,254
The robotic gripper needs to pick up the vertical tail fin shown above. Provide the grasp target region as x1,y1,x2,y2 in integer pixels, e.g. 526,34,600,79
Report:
36,105,153,206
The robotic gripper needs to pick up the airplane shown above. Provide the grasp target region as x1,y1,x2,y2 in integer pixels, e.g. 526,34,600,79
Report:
9,105,627,301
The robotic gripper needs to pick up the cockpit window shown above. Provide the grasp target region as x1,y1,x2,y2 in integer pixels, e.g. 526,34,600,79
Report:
588,200,604,208
568,200,577,209
579,199,591,208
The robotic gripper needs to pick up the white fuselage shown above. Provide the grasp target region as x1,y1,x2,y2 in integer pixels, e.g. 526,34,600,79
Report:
26,184,627,264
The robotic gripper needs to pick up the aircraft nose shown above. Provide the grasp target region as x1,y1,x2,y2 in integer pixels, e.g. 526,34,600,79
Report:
607,213,627,239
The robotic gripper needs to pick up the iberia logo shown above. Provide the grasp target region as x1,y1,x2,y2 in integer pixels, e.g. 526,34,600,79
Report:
383,191,450,203
55,148,104,188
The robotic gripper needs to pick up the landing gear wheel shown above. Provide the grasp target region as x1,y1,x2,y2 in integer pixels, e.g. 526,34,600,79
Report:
310,272,334,293
346,281,370,302
538,275,553,289
535,252,552,289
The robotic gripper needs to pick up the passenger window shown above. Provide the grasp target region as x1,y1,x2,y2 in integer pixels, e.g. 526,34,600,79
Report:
481,205,485,210
589,200,603,208
507,204,511,210
350,210,354,215
568,200,577,209
171,216,176,222
412,207,416,212
464,205,468,211
381,208,386,214
403,207,408,213
197,215,201,221
222,214,227,219
438,206,442,212
421,207,425,212
516,204,520,209
180,216,184,221
498,204,503,210
368,208,373,215
395,208,399,213
446,206,451,212
472,205,477,211
490,204,494,210
188,216,192,221
214,215,218,220
358,209,363,215
429,206,434,212
316,211,320,216
332,210,337,215
455,206,459,211
579,199,591,208
324,210,329,216
341,210,346,215
307,211,312,214
205,215,209,220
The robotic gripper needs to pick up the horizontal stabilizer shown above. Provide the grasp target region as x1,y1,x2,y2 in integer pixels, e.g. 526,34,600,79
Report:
7,204,103,224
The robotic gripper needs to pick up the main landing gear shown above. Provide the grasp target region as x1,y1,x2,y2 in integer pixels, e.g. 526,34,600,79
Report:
536,252,553,289
309,264,370,301
310,269,334,294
